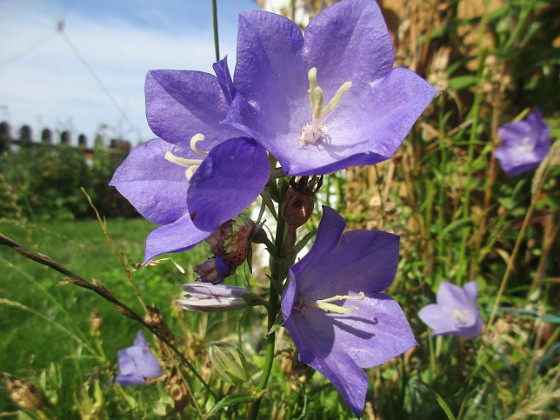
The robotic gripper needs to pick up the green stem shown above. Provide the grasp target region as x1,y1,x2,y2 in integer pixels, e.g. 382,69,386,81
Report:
249,205,287,418
211,0,220,62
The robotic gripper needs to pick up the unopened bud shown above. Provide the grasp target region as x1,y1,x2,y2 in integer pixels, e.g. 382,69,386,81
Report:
177,283,249,312
208,342,250,385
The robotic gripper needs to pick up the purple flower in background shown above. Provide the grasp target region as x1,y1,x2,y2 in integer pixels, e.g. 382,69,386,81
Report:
227,0,437,176
495,108,550,176
110,58,270,263
418,281,483,339
177,282,249,312
114,331,162,386
281,206,417,416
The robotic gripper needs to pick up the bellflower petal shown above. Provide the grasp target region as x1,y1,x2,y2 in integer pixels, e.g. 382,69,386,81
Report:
144,213,213,264
187,138,270,232
418,281,483,338
112,58,268,264
114,331,162,387
495,108,550,176
230,0,437,175
146,62,241,146
295,207,400,298
282,206,416,417
213,57,236,103
110,139,188,225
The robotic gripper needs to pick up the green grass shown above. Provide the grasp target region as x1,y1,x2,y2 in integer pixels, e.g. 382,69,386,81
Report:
0,218,208,416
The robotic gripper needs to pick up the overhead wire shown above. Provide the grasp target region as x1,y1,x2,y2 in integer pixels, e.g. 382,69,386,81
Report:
1,0,142,141
58,24,142,140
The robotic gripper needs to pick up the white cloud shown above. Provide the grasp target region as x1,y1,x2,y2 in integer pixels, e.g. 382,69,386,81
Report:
0,0,241,146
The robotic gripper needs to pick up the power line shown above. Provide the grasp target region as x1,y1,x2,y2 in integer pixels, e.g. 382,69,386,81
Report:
0,31,58,71
58,22,142,140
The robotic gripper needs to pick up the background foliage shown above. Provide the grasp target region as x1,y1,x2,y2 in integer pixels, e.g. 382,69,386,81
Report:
1,0,559,418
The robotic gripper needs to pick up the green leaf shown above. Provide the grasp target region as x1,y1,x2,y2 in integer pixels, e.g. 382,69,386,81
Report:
293,230,317,255
205,393,257,418
449,75,478,90
418,380,457,420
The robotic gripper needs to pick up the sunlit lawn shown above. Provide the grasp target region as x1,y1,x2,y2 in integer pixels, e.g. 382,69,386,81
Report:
0,218,207,415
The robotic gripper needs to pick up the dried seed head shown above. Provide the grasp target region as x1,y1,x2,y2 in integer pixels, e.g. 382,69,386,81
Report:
280,349,313,387
282,176,322,229
1,373,46,411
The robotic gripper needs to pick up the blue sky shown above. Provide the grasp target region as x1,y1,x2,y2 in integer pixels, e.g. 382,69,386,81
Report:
0,0,259,145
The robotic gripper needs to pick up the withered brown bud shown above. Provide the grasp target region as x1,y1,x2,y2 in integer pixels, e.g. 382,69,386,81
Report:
204,217,255,278
281,176,322,229
194,257,231,284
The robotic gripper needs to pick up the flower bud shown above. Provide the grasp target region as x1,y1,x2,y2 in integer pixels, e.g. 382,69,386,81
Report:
177,283,249,312
208,341,250,385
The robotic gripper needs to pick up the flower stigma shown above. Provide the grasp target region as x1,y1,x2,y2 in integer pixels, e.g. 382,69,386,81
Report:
300,67,352,146
516,136,535,154
451,309,473,327
164,133,208,180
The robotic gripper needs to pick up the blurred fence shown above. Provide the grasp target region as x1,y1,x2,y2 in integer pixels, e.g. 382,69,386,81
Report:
0,121,138,220
0,121,131,158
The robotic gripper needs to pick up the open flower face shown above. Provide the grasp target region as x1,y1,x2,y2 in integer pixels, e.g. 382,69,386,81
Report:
418,281,483,339
110,58,270,263
227,0,438,175
114,331,162,387
494,108,550,176
281,206,417,416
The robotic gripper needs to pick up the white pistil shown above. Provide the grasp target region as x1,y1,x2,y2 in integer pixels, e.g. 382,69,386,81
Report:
164,133,208,180
314,292,365,315
300,67,352,146
190,133,208,156
516,136,534,154
451,309,472,327
164,151,203,168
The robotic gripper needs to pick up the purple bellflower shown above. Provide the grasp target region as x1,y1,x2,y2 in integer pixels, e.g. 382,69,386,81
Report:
227,0,438,176
418,281,483,339
110,58,270,264
495,108,550,176
114,331,162,386
177,282,249,312
281,206,417,417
